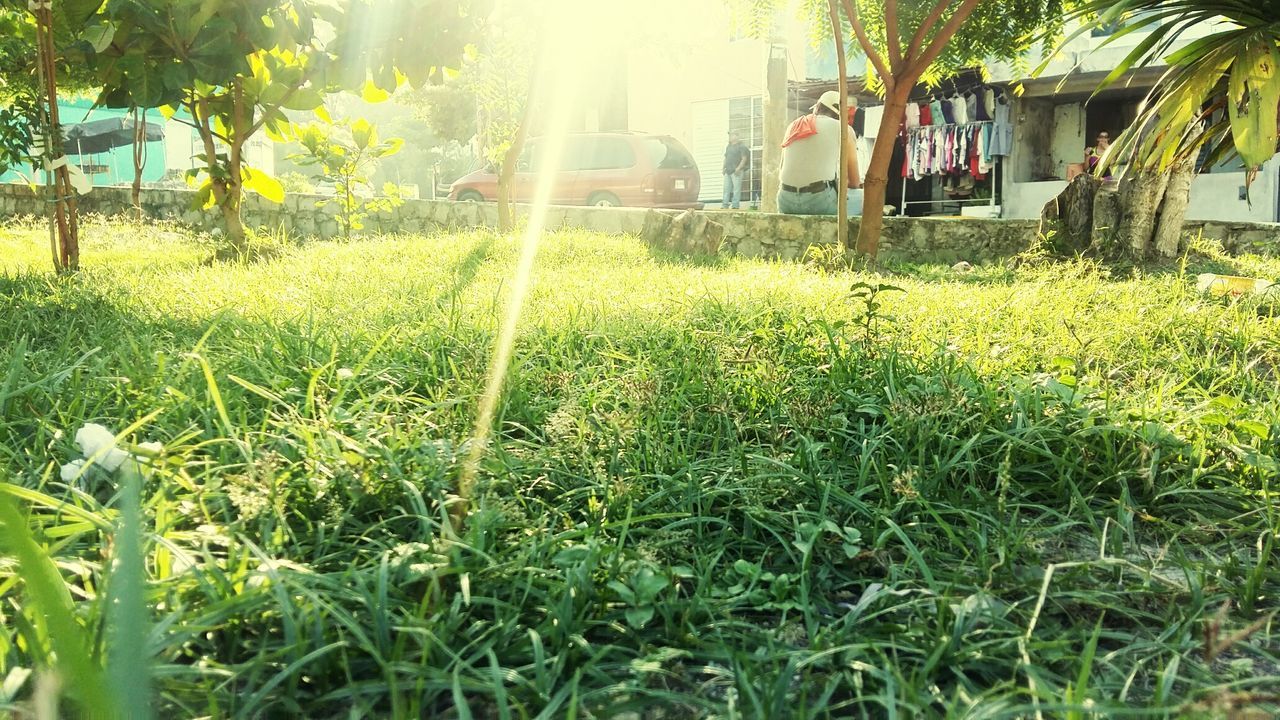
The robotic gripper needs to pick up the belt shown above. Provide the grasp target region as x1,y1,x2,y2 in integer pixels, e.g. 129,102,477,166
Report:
780,179,835,194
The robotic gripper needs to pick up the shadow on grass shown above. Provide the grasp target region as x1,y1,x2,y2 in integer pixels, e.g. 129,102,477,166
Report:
643,242,732,269
435,234,498,306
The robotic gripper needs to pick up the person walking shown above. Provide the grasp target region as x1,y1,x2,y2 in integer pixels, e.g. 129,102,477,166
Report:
722,130,750,209
777,90,861,216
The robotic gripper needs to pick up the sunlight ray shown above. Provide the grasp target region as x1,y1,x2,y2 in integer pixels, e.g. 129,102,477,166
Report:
452,0,590,531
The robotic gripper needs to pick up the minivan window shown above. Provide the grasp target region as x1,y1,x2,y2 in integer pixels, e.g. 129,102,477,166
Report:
577,137,636,171
644,137,696,170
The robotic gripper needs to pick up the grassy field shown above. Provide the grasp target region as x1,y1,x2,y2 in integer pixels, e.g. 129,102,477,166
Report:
1,216,1278,718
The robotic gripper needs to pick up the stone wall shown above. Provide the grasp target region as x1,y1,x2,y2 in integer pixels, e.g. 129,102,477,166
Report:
1,182,1276,263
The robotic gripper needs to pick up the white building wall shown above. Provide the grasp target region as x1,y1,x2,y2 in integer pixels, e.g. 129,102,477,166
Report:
627,0,813,204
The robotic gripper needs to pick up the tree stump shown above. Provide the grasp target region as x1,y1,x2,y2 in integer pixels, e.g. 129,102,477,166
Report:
1038,161,1195,261
1040,173,1102,252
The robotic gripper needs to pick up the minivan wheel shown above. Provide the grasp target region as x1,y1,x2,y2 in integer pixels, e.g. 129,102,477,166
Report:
587,192,621,208
457,190,484,202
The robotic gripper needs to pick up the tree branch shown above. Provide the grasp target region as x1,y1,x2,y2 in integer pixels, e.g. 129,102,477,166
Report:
909,0,984,77
884,0,903,72
905,0,952,62
841,0,894,91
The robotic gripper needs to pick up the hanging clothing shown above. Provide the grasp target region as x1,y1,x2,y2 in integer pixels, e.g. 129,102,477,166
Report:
966,94,979,123
930,99,946,125
905,103,920,130
983,88,996,119
973,91,991,122
938,98,955,124
989,101,1013,157
919,102,934,126
950,95,968,125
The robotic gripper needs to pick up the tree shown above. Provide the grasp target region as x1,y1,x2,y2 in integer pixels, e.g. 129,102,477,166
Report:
290,118,404,240
1041,0,1280,259
731,0,1066,258
92,0,487,255
411,83,477,147
1,0,107,271
411,5,539,231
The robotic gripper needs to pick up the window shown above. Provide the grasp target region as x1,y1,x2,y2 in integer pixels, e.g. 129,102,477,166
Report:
574,136,636,171
643,137,696,169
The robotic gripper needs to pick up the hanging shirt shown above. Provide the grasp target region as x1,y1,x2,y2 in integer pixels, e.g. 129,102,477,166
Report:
919,102,934,126
989,101,1013,157
950,96,968,125
938,98,955,125
966,94,980,123
905,103,920,129
930,99,946,125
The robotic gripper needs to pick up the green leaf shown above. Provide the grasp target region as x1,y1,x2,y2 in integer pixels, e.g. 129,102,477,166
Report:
1228,38,1280,168
606,580,635,604
351,118,376,150
243,167,285,204
81,22,116,53
119,51,166,109
0,491,115,716
361,80,391,104
377,137,404,159
1234,419,1271,440
624,606,655,629
282,88,325,112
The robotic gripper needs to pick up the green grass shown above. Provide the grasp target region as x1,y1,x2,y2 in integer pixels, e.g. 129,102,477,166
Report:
1,216,1278,718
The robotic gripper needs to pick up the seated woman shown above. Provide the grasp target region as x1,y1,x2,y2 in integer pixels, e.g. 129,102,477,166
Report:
1085,131,1111,174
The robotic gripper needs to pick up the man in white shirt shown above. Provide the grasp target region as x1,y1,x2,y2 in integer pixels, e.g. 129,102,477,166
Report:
777,90,862,216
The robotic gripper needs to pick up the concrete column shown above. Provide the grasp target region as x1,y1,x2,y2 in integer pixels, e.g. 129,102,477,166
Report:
762,44,787,213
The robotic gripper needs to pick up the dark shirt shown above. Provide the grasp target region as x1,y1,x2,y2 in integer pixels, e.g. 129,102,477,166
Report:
723,142,749,175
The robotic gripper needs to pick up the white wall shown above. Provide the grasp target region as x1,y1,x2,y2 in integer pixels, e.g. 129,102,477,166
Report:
627,0,813,198
1186,159,1278,223
1003,170,1279,223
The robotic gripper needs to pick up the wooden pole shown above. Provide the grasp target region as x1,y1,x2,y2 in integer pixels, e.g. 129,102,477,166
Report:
827,0,849,249
761,45,787,214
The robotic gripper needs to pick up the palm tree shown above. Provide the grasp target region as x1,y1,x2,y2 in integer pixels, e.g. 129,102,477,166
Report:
1060,0,1280,176
1035,1,1280,258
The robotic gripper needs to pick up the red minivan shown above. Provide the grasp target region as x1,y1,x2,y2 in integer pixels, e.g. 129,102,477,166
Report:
448,132,702,209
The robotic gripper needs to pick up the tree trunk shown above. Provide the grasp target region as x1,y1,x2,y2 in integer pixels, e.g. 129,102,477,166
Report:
827,0,848,249
193,97,249,253
220,199,246,252
132,108,145,220
34,5,78,271
1117,169,1170,259
1152,155,1195,258
497,136,520,232
855,87,910,258
1039,173,1101,252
